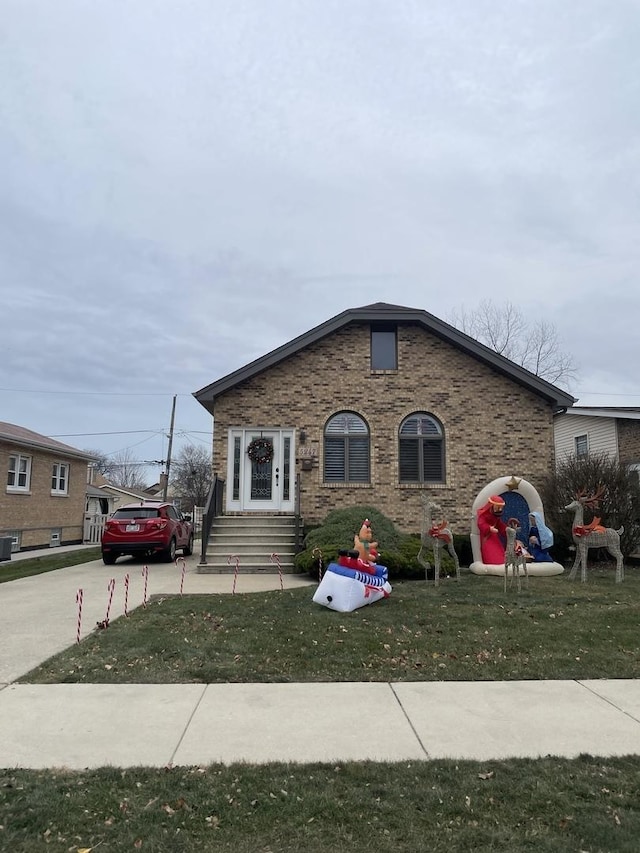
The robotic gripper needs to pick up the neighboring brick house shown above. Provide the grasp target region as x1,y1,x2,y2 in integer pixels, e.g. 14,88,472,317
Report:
554,407,640,474
1,422,94,552
194,303,576,532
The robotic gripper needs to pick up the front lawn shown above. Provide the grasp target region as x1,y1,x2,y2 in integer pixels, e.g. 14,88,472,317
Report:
0,548,101,583
20,567,640,684
2,758,640,852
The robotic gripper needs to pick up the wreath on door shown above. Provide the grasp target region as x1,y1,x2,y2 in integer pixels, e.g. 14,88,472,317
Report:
247,437,274,464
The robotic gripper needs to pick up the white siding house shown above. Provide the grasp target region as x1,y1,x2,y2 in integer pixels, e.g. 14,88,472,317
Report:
554,410,618,462
554,407,640,469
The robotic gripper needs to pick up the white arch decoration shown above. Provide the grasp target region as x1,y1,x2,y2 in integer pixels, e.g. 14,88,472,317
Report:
470,475,564,577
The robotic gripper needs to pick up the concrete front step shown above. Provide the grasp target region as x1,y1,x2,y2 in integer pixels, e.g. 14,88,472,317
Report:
198,559,297,574
213,517,297,528
198,515,301,574
209,544,294,553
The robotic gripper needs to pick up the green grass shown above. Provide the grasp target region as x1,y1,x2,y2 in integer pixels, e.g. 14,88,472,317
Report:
0,548,101,583
1,757,640,852
6,565,640,851
20,567,640,683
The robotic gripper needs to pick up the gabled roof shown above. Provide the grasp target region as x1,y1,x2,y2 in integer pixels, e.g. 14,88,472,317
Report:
97,483,156,501
0,422,94,461
194,302,576,413
559,406,640,421
86,484,116,499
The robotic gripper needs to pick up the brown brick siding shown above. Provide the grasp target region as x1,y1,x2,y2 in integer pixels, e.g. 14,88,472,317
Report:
0,443,86,548
212,323,555,533
616,419,640,466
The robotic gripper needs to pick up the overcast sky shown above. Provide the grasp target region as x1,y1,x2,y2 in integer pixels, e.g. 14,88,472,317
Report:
2,0,639,480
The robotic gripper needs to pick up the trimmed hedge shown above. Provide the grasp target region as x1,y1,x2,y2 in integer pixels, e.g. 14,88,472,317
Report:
294,505,471,581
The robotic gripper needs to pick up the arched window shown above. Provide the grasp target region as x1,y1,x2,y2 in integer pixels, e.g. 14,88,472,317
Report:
399,413,444,483
324,412,370,483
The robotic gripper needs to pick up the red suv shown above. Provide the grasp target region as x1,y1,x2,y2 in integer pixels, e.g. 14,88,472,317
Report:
101,502,194,564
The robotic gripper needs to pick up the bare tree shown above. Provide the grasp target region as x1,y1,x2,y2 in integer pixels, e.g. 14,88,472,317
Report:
99,448,149,490
170,444,213,512
448,299,576,387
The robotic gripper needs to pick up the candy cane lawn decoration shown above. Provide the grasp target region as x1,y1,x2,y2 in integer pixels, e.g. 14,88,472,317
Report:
124,573,130,617
312,547,324,582
228,554,240,594
142,565,149,608
76,588,83,644
104,577,116,627
270,552,283,590
176,556,187,596
97,578,116,630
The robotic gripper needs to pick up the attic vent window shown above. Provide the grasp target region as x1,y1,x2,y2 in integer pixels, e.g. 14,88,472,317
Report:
371,327,397,370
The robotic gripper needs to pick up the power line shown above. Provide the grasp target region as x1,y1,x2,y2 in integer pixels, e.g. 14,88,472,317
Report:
49,429,212,438
0,387,197,397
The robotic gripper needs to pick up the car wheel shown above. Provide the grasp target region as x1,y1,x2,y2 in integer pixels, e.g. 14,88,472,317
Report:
163,538,177,563
102,551,117,565
183,533,194,556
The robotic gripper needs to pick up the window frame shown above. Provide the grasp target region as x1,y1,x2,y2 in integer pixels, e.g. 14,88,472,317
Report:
51,461,70,496
323,412,371,484
398,413,445,484
7,453,32,492
575,434,589,458
370,324,398,371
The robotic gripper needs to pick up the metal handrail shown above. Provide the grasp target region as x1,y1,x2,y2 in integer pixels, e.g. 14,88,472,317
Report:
199,475,225,565
294,472,303,552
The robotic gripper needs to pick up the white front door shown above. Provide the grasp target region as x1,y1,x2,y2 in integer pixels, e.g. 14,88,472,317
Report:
227,429,295,512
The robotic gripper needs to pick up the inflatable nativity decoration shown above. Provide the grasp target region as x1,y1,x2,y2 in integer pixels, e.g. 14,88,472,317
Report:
312,518,392,613
470,475,564,577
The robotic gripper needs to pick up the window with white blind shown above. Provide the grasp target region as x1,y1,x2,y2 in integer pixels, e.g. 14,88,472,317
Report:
51,462,69,495
324,412,370,483
575,434,588,458
399,413,445,483
7,454,32,491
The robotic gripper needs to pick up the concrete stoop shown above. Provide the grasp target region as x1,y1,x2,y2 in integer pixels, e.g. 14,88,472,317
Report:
197,515,300,573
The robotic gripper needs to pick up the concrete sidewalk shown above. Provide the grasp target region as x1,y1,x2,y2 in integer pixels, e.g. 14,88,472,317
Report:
1,679,640,769
1,553,639,769
5,542,101,563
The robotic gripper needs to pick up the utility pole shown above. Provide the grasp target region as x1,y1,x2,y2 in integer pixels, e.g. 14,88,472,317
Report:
162,394,177,500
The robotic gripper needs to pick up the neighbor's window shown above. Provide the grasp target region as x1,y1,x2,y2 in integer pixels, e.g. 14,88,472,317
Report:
371,326,397,370
324,412,370,483
51,462,69,495
7,454,31,491
399,413,445,483
575,434,588,458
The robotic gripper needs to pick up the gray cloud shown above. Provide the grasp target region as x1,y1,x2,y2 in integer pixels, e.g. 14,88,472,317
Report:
1,0,639,465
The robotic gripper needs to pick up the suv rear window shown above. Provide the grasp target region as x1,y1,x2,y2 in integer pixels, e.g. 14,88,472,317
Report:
112,508,161,519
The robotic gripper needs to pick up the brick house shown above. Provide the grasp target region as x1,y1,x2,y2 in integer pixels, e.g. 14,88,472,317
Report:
1,422,94,552
194,303,576,533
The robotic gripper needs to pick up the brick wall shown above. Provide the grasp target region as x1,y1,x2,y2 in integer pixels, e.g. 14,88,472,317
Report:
0,443,86,549
616,419,640,465
212,322,555,532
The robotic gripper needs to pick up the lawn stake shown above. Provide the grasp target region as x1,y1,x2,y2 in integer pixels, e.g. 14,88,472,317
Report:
228,554,240,594
312,547,324,582
176,556,186,595
270,552,283,590
141,565,149,607
75,588,83,644
123,573,130,617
